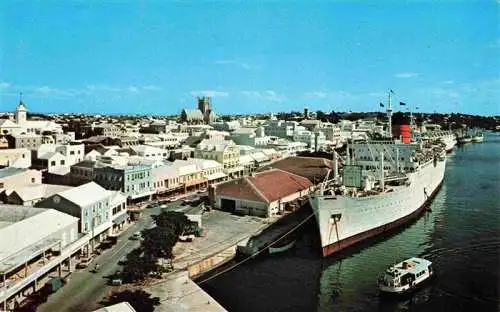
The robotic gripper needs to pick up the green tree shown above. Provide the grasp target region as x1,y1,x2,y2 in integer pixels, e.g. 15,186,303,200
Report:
122,249,158,283
316,110,327,122
100,289,160,312
152,211,190,236
141,227,177,259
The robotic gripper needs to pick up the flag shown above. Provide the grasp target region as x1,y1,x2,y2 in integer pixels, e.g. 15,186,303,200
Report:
390,89,394,94
416,106,419,110
379,102,385,107
400,101,406,106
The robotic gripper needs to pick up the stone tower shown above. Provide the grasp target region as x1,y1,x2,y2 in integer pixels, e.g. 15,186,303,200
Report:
197,96,212,124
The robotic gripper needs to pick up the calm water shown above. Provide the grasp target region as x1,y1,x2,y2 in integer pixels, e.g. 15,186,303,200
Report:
200,132,500,312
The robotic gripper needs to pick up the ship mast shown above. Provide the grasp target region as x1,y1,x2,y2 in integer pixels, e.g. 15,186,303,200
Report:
387,90,393,139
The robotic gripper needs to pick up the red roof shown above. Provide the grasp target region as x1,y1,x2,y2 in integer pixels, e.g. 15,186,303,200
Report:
215,169,313,204
260,156,333,183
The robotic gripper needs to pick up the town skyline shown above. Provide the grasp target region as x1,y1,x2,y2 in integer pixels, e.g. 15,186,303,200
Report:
1,2,499,116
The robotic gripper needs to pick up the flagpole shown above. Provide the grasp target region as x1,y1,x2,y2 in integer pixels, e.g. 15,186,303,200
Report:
387,90,393,139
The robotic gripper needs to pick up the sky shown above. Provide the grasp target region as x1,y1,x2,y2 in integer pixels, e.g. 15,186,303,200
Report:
1,1,499,116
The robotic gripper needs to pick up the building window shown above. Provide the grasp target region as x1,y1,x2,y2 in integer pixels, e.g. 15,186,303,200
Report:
70,151,75,155
51,161,56,166
31,178,35,183
60,160,65,165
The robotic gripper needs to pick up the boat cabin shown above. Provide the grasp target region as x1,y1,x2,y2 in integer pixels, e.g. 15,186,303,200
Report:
378,257,433,294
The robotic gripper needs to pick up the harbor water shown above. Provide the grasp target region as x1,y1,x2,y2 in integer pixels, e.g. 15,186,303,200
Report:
200,132,500,312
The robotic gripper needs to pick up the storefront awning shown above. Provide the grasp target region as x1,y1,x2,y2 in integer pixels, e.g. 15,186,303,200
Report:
207,172,227,180
112,212,129,224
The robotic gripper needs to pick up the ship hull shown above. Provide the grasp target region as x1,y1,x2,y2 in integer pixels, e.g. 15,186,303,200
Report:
311,158,446,258
320,180,443,257
471,136,483,143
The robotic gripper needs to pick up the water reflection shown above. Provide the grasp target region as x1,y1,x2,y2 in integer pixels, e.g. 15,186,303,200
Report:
317,177,447,312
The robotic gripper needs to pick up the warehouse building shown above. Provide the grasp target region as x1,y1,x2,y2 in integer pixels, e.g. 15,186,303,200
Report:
212,169,313,217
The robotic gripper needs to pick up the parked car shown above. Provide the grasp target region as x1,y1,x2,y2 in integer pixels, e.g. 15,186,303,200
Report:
109,270,123,286
44,277,65,294
76,257,93,269
130,232,141,240
179,234,195,242
118,255,127,265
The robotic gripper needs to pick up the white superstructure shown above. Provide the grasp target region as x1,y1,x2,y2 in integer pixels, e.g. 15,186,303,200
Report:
378,257,434,294
310,139,446,257
422,130,457,152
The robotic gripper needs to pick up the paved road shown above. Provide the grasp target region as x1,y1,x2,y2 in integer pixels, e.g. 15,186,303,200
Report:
36,205,163,312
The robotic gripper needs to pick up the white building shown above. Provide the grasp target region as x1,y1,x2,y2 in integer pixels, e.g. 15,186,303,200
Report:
12,100,63,134
131,145,170,160
0,206,81,310
230,127,270,147
195,139,243,178
262,120,298,139
0,148,31,168
267,139,308,158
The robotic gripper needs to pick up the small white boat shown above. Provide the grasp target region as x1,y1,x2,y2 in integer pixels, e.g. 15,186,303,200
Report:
471,133,484,143
378,257,434,295
458,136,472,144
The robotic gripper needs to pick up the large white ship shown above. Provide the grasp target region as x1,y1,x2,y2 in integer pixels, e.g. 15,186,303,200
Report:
310,91,447,257
420,124,457,152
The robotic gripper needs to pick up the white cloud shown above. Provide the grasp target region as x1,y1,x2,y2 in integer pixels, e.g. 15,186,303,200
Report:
36,86,78,98
143,85,162,91
394,72,419,78
86,85,122,92
215,59,252,70
190,90,229,98
241,90,287,103
0,82,11,90
128,86,139,93
304,91,328,98
442,80,454,85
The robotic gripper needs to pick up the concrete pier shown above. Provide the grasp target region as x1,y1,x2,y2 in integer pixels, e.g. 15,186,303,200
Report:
145,271,227,312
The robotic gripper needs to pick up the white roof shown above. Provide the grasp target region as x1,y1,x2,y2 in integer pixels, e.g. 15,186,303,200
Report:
197,139,236,152
178,163,198,176
387,257,432,276
239,155,254,165
0,119,19,128
57,182,111,207
153,160,201,178
207,171,227,180
108,191,126,207
250,152,269,162
185,158,223,170
9,184,73,202
38,151,63,160
0,206,78,265
131,145,167,155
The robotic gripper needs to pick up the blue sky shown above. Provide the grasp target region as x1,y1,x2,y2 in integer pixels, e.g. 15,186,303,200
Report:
1,1,499,116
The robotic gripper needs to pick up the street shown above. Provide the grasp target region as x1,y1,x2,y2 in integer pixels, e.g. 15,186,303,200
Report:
36,205,163,312
33,193,266,312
